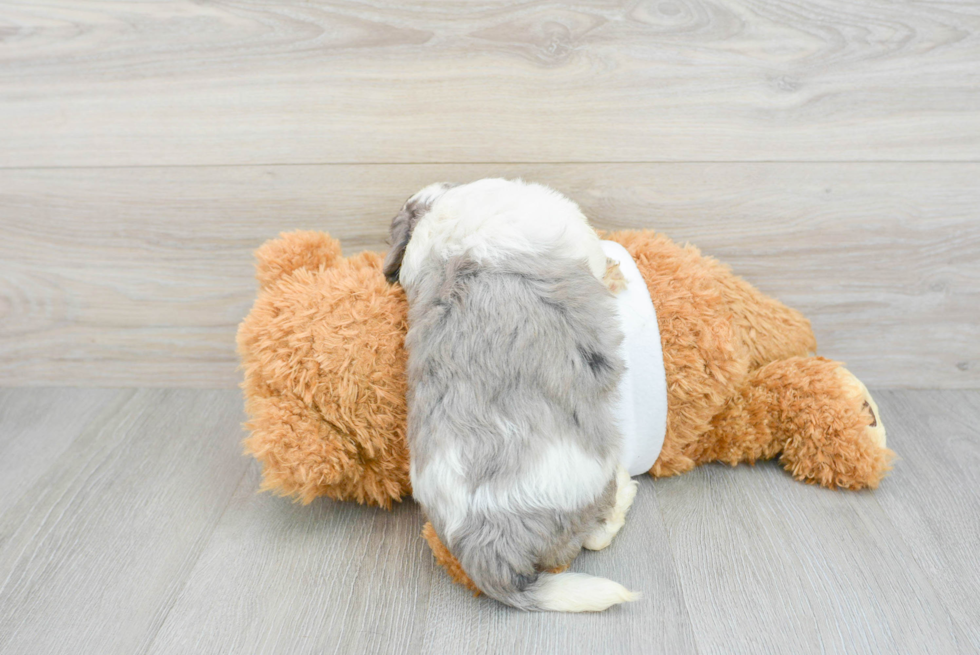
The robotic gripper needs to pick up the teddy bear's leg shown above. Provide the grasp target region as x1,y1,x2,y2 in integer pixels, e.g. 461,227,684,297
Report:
608,230,820,483
699,356,894,489
583,465,640,551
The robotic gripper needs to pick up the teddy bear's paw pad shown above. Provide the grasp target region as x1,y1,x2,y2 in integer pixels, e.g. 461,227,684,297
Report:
861,399,886,449
862,401,878,428
834,367,887,449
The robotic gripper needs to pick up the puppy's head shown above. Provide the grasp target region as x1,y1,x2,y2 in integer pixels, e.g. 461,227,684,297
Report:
383,182,455,284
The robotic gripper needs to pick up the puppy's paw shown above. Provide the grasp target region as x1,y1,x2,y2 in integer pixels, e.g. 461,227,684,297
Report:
603,258,628,294
583,467,639,551
612,465,639,521
583,527,615,551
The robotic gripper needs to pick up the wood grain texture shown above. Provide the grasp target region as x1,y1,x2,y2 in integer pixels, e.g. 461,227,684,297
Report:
1,163,977,388
0,388,119,516
415,474,699,655
147,465,436,655
0,0,979,167
873,390,980,651
0,389,977,654
0,389,249,655
653,400,969,654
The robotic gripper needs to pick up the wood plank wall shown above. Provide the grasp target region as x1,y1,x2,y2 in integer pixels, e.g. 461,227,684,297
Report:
1,1,978,387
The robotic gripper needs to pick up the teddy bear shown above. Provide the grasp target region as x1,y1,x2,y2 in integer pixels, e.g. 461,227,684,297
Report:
237,227,893,590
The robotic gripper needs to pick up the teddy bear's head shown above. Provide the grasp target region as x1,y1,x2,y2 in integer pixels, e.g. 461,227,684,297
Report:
237,231,412,507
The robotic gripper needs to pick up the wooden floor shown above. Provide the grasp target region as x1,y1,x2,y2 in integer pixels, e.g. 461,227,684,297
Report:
0,388,976,654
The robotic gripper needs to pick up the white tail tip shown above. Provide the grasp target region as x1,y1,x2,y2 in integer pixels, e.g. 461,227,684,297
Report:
535,572,641,612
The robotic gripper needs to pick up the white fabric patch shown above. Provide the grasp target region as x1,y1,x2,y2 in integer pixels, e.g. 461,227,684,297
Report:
600,241,668,477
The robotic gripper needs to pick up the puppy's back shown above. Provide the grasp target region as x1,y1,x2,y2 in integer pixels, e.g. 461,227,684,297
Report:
406,254,633,611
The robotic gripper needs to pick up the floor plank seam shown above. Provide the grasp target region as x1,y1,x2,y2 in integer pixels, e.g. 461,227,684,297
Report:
0,390,137,599
648,484,704,655
867,392,977,651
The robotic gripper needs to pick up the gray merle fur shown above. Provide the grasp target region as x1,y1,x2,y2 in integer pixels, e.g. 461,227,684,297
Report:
402,250,626,610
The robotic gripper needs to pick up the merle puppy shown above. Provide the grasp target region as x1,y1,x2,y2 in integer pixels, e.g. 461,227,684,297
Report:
383,178,639,612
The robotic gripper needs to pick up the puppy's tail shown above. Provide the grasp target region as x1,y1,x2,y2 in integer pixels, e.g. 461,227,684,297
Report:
520,571,640,612
458,541,640,612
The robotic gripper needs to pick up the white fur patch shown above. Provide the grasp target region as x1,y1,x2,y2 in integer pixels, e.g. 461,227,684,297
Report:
410,449,471,542
506,440,616,512
412,439,616,543
399,178,608,288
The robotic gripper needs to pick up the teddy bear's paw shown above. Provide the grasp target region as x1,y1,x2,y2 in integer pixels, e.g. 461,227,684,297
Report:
834,366,887,449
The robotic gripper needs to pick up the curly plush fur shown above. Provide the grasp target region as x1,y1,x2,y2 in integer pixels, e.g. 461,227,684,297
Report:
237,232,411,507
238,227,894,587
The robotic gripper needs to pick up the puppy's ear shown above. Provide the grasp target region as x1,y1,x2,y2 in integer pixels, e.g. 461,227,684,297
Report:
383,182,457,284
383,207,413,284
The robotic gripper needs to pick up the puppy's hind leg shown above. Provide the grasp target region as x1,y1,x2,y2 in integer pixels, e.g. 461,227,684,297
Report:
583,465,639,551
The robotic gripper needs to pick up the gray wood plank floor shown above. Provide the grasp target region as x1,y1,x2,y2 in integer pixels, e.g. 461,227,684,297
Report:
0,388,976,654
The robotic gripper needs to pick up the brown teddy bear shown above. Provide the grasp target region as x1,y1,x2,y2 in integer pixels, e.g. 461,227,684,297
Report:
237,228,893,590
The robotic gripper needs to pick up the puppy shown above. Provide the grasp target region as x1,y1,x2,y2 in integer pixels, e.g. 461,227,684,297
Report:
384,179,640,612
